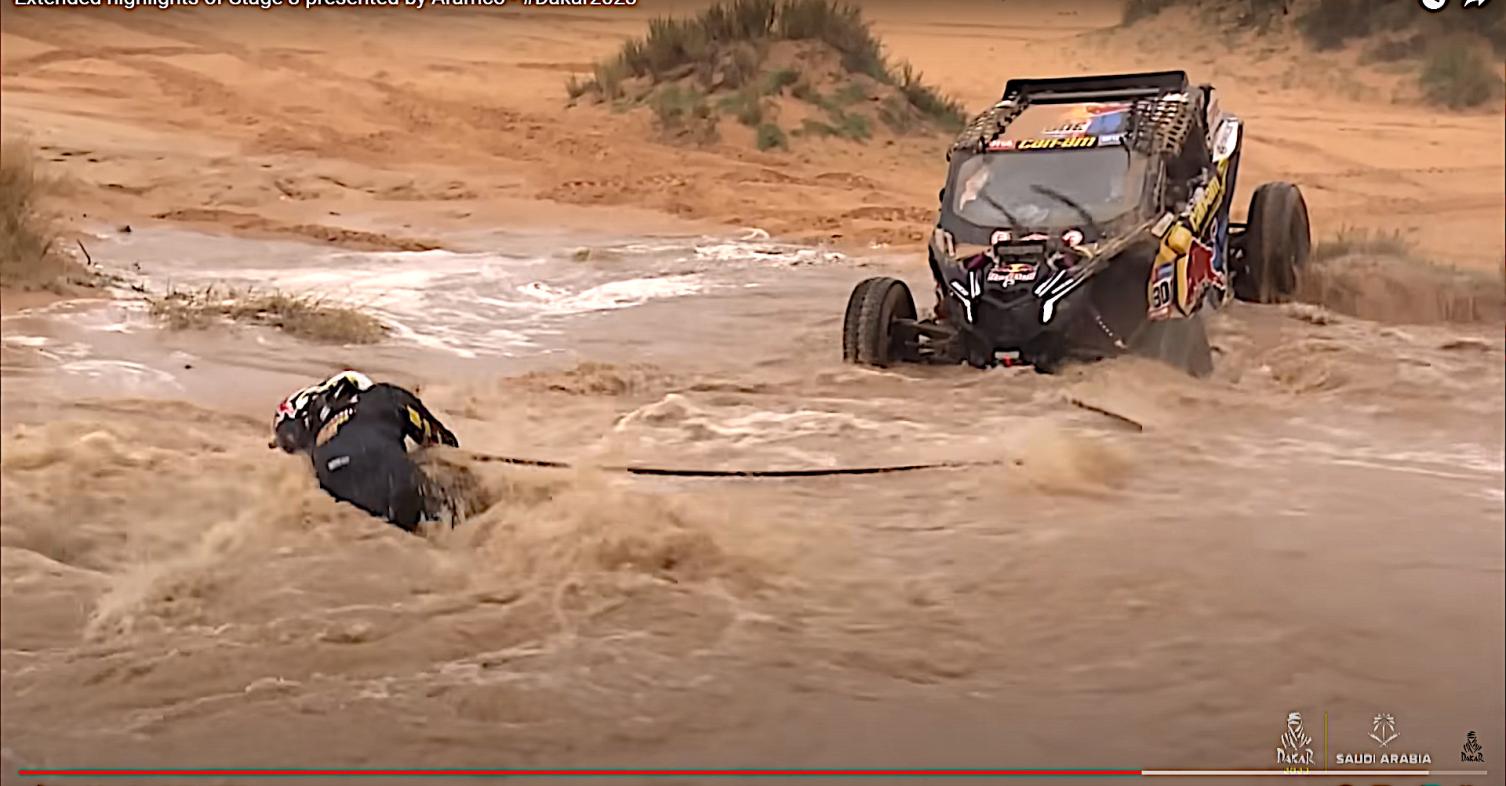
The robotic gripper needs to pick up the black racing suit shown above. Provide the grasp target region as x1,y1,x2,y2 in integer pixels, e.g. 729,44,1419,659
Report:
276,381,458,531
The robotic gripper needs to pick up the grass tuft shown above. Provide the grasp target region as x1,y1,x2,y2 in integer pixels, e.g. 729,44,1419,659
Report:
567,0,964,146
894,60,966,129
797,118,838,138
765,67,800,93
733,90,766,126
1419,40,1505,109
650,85,720,143
148,286,388,344
1311,226,1415,262
1296,0,1371,50
1121,0,1178,26
1,140,89,292
832,111,871,140
776,0,886,79
755,122,789,150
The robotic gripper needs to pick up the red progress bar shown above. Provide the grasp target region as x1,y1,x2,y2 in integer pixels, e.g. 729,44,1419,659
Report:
18,769,1143,777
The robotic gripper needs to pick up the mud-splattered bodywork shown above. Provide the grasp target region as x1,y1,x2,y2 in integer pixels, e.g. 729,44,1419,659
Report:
924,70,1246,370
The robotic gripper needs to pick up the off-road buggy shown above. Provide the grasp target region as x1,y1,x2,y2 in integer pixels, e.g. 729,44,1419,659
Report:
842,70,1311,375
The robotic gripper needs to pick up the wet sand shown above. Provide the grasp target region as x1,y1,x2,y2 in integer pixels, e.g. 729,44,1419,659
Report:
2,2,1504,785
2,226,1502,785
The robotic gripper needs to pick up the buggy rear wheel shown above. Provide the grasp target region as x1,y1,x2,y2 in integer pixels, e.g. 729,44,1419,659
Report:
1236,182,1311,303
843,276,918,367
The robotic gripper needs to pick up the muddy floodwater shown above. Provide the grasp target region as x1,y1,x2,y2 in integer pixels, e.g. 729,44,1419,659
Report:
2,227,1502,786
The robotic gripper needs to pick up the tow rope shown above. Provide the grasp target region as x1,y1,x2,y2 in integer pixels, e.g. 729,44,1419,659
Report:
464,452,988,478
455,399,1140,479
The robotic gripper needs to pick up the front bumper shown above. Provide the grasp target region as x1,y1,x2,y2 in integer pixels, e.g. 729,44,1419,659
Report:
941,264,1093,351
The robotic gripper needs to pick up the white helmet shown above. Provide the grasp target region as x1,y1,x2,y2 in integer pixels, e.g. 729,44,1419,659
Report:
273,370,374,427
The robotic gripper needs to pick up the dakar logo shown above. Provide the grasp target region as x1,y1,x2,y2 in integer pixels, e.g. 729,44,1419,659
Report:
1277,712,1316,767
1462,730,1485,763
1369,713,1399,747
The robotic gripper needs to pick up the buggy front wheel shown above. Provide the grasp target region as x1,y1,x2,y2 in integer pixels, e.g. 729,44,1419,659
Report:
842,276,918,367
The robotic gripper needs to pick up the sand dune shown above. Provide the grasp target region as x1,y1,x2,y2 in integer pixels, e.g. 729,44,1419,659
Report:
2,1,1501,265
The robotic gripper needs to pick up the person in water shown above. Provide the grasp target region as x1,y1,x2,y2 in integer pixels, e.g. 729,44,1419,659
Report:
271,370,459,531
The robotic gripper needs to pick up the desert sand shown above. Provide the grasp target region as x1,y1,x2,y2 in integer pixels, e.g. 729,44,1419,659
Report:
1,1,1502,263
1,2,1503,784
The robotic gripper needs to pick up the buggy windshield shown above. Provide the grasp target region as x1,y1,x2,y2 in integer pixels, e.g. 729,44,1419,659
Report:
949,147,1147,231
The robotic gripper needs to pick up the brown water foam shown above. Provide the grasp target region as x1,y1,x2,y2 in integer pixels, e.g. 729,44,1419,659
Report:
3,291,1503,773
0,402,784,655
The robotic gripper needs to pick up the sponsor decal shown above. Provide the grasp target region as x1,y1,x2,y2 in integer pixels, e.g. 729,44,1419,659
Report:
1148,261,1175,318
987,138,1017,151
1097,132,1125,147
1211,117,1240,162
1042,125,1089,139
1211,216,1229,276
990,229,1013,246
1150,212,1176,239
987,262,1038,285
1039,102,1130,138
315,408,354,447
406,405,435,441
1187,159,1229,232
1061,229,1084,247
1016,136,1099,150
326,455,351,472
278,371,373,425
1179,238,1217,314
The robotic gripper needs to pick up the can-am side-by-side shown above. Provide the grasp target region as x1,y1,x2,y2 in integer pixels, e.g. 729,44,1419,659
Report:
842,70,1311,375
